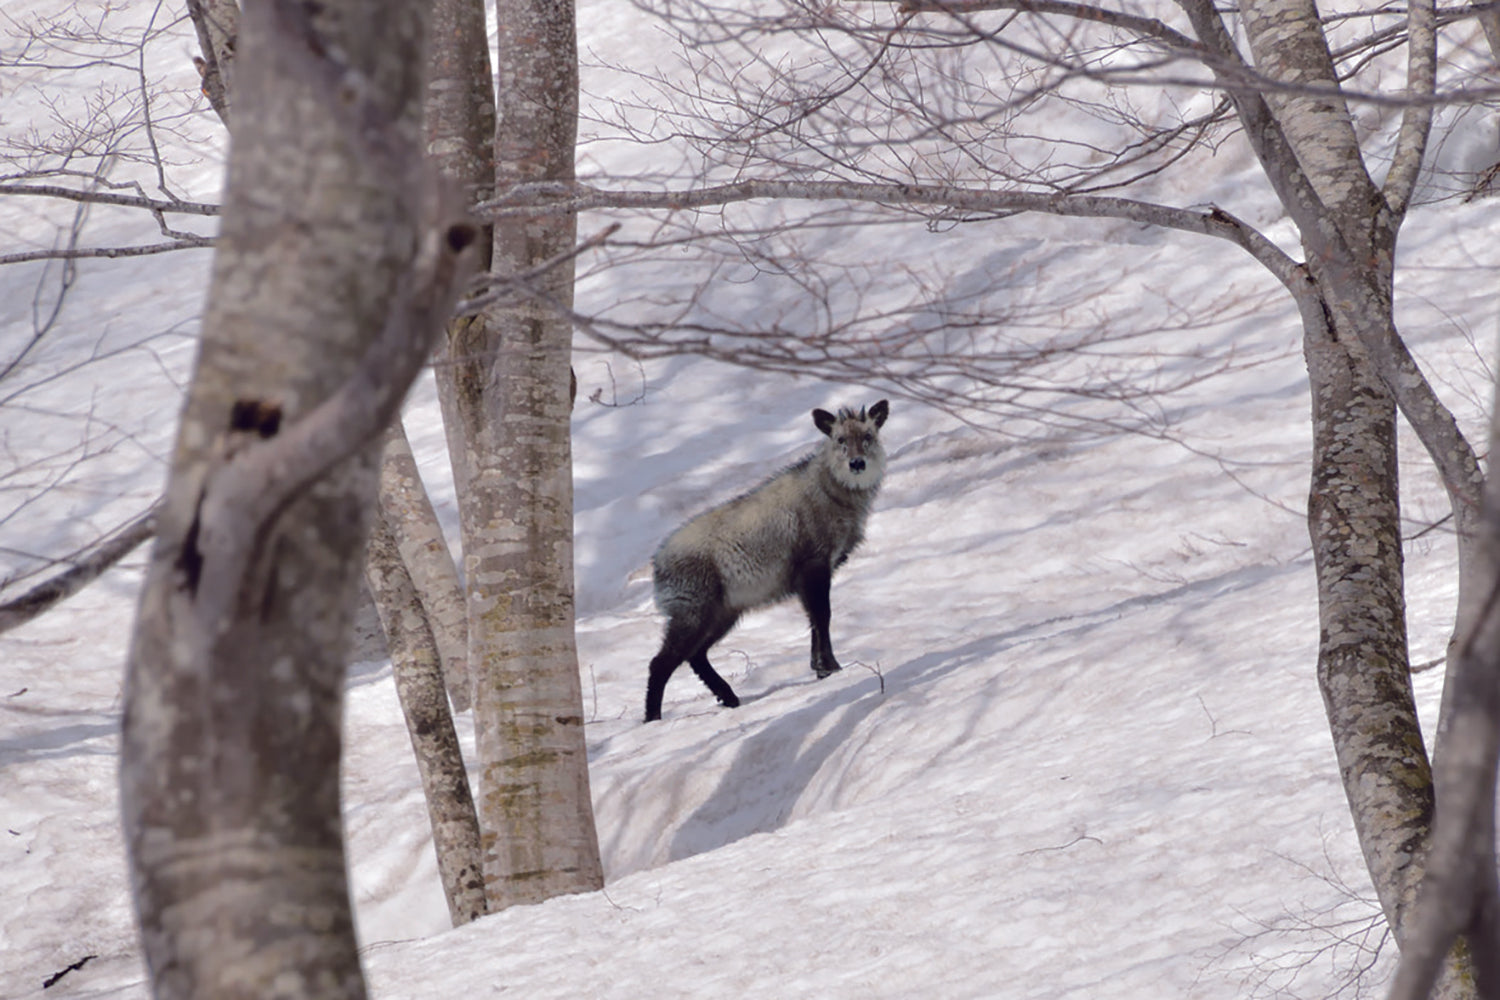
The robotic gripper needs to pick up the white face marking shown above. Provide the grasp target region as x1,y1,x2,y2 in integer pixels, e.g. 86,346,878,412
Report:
827,415,885,489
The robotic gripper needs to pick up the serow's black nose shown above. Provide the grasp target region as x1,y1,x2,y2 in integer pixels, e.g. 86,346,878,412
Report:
849,458,866,473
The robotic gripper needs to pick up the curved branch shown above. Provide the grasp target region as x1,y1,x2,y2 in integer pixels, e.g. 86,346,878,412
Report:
0,504,160,634
485,177,1299,272
896,0,1200,53
187,194,478,637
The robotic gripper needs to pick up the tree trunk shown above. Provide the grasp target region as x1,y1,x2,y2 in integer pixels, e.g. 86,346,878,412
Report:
186,0,238,124
451,0,605,907
364,509,487,925
1302,295,1432,927
379,420,472,710
424,0,496,510
117,0,468,992
1225,0,1478,991
1386,386,1500,996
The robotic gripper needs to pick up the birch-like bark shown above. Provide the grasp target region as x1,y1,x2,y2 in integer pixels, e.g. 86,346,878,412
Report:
379,420,471,710
424,0,496,511
1227,1,1478,992
364,510,487,925
1387,386,1500,998
186,0,239,124
1300,289,1429,922
117,0,475,994
454,0,605,906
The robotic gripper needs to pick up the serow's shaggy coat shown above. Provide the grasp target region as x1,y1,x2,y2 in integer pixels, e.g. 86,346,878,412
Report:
644,400,890,722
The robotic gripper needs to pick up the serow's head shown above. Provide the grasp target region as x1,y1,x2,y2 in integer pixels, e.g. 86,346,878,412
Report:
812,399,889,490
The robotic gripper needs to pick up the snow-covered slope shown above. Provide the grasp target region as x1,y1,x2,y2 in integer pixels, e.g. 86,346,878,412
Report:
3,2,1498,998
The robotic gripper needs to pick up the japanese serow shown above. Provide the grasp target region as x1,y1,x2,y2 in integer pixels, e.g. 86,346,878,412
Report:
644,400,890,722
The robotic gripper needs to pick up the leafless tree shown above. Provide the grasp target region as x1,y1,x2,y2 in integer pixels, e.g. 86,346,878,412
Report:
488,0,1500,992
438,0,607,905
2,0,490,926
117,0,476,994
0,0,218,630
3,0,605,921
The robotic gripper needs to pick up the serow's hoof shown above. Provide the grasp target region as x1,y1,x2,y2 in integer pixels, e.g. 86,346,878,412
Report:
814,663,843,679
719,691,741,708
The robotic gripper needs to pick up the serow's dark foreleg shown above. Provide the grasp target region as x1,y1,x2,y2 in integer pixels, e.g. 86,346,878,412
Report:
796,564,841,679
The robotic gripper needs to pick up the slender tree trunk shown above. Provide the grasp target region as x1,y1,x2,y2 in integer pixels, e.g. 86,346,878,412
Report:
1387,381,1500,998
117,0,471,992
186,0,238,124
424,0,497,509
452,0,604,907
423,0,604,909
379,420,472,710
364,510,487,925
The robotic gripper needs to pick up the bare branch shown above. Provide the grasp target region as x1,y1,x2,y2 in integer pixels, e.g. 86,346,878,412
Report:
1383,0,1436,223
456,221,620,314
0,239,213,265
895,0,1200,53
0,504,159,634
484,177,1302,278
0,183,219,216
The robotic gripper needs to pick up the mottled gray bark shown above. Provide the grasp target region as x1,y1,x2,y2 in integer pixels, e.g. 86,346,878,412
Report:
118,0,475,994
1208,0,1479,991
364,510,487,925
424,0,496,510
379,420,471,710
1301,292,1429,924
186,0,239,124
451,0,604,907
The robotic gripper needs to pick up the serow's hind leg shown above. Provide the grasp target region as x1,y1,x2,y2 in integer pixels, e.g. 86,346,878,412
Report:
646,619,698,722
645,645,684,723
646,608,739,721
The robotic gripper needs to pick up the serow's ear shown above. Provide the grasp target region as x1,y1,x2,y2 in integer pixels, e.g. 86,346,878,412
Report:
812,408,837,436
868,399,889,428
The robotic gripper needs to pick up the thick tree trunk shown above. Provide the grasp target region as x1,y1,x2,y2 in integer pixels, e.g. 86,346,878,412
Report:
1302,298,1431,930
364,510,487,925
451,0,604,907
1225,0,1479,991
116,0,466,993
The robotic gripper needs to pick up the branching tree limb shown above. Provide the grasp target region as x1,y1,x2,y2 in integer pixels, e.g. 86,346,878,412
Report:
0,504,160,634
